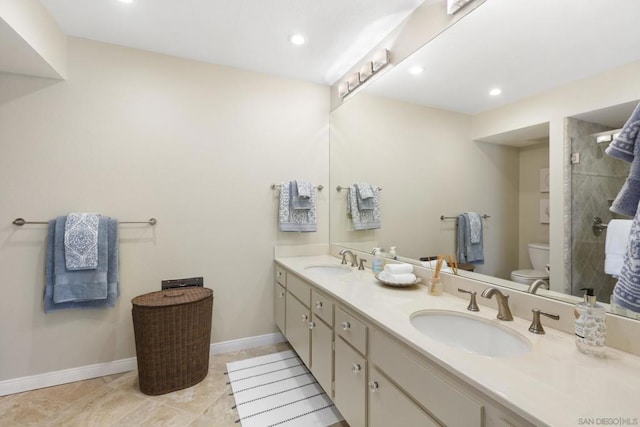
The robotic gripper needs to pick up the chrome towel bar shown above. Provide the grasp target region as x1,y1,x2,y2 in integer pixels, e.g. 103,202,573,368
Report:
271,184,323,191
440,214,490,221
336,185,382,191
13,218,157,226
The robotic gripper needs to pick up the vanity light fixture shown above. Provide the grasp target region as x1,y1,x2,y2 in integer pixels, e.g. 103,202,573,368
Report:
289,34,306,46
489,88,502,96
408,66,424,75
338,49,390,99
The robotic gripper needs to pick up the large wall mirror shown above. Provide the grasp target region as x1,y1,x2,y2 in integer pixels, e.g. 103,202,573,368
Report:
329,0,640,319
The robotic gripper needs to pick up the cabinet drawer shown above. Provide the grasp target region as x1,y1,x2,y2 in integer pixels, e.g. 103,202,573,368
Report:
370,328,482,427
312,290,334,326
287,273,311,307
335,306,367,355
275,265,286,286
369,367,439,427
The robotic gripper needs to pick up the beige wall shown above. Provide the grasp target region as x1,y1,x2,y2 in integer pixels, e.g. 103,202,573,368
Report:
330,93,519,279
518,141,550,268
0,38,329,381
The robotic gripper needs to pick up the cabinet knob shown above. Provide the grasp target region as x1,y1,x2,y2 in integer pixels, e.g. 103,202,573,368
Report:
368,381,379,392
341,321,351,331
308,321,316,330
352,363,361,374
301,314,308,322
279,292,285,298
315,301,323,309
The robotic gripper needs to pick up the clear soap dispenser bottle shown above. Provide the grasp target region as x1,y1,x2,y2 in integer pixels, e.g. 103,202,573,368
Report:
574,287,606,357
372,248,384,273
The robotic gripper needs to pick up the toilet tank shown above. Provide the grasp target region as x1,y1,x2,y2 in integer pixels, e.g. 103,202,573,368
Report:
528,243,549,271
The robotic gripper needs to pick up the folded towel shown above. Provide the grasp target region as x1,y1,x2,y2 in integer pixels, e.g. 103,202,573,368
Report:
606,102,640,216
466,212,482,244
279,181,317,232
356,182,374,199
456,213,484,264
65,213,100,270
612,200,640,313
53,216,108,303
384,263,413,275
291,180,313,210
355,183,375,210
296,180,312,198
347,185,381,231
605,219,633,276
378,271,416,284
44,217,119,312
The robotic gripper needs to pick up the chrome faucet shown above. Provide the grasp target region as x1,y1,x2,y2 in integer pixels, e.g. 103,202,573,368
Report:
527,279,549,294
481,287,513,321
339,249,358,267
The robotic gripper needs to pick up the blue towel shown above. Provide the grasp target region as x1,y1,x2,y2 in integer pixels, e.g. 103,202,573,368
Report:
347,185,381,230
606,102,640,217
612,200,640,313
355,183,375,210
279,182,317,232
44,218,119,312
456,213,484,264
291,180,313,210
64,213,100,270
53,216,108,303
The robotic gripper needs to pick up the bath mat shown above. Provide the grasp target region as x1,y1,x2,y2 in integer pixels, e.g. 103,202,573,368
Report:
226,350,343,427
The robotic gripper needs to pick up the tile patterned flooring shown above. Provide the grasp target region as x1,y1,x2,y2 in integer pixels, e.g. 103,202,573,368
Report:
0,343,349,427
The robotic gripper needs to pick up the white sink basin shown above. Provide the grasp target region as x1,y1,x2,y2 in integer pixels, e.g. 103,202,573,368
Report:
304,264,352,276
410,310,531,358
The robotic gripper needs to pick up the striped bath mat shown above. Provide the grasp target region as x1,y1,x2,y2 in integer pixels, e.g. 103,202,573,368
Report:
226,350,343,427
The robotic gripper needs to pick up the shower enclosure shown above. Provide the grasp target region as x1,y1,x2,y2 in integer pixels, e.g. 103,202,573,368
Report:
566,117,630,301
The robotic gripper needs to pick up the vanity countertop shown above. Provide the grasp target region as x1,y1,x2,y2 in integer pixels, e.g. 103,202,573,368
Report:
275,255,640,427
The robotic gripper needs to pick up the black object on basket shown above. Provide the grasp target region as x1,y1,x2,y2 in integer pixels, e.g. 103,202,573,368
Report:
132,287,213,395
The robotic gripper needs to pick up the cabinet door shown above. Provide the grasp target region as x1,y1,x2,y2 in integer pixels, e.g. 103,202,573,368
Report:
334,337,366,427
310,317,333,397
369,366,440,427
285,293,310,367
274,283,286,334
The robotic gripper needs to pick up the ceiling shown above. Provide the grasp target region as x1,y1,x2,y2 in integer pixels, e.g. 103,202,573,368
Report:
365,0,640,114
39,0,426,85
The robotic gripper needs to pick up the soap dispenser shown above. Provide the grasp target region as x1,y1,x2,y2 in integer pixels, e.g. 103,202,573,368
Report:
574,288,606,357
389,246,397,260
372,248,384,273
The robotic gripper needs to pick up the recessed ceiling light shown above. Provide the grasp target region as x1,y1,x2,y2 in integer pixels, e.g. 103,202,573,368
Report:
489,88,502,96
408,66,424,75
289,34,306,46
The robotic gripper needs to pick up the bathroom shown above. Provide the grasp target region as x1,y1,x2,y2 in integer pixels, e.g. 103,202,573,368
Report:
2,0,640,425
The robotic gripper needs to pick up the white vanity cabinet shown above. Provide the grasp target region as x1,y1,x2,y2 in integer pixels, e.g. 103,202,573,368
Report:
274,262,538,427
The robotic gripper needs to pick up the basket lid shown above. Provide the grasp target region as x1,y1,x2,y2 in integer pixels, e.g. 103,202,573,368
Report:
132,287,213,307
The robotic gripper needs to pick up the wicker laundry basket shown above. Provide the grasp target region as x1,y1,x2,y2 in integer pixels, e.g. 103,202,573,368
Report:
132,287,213,395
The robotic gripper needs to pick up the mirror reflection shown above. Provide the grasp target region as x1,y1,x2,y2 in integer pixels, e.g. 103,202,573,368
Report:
329,0,640,317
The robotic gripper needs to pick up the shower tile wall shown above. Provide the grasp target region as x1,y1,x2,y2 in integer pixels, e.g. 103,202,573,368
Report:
568,118,630,301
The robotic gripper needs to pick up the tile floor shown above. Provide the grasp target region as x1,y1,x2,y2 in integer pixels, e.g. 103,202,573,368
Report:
0,343,349,427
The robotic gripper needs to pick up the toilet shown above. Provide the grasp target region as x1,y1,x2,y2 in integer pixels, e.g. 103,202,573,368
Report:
510,243,549,285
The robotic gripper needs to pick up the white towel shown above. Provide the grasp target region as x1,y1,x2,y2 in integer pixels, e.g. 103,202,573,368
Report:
383,263,413,275
378,271,416,284
605,219,633,276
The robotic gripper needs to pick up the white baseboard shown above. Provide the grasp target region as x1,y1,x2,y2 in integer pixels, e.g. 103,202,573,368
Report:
0,332,286,397
210,332,286,355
